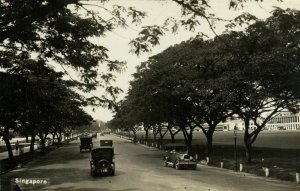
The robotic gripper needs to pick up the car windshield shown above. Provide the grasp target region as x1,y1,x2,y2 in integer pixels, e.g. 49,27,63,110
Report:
92,148,113,158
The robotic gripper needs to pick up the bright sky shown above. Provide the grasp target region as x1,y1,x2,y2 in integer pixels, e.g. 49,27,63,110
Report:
82,0,300,122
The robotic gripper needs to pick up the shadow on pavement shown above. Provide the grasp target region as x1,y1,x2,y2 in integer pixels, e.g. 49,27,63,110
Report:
43,187,139,191
2,167,128,190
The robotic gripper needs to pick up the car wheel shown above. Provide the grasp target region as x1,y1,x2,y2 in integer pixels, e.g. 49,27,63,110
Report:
111,169,115,176
91,170,97,177
164,161,168,167
175,160,181,170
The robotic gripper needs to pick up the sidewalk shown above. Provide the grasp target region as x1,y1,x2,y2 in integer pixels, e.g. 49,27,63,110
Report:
0,145,38,160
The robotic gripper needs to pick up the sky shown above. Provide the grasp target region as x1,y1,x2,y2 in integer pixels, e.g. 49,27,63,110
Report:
81,0,300,122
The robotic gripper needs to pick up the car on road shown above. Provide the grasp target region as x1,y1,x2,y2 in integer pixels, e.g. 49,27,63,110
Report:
80,137,93,152
92,132,97,138
90,147,115,176
163,143,197,170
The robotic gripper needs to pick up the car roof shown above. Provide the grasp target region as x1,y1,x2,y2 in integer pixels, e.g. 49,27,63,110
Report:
80,136,92,139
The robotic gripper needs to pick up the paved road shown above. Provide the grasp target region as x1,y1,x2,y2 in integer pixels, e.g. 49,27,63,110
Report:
1,135,299,191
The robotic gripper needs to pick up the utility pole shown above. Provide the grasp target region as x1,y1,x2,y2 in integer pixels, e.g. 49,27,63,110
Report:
234,125,238,172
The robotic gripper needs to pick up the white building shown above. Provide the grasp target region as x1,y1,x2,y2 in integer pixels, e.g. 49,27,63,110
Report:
223,119,258,131
266,112,300,131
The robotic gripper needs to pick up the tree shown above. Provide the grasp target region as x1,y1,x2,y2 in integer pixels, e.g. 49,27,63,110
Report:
142,37,235,156
222,8,300,163
129,0,283,55
0,73,26,159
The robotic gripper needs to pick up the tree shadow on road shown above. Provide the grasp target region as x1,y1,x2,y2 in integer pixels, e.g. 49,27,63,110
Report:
2,166,129,191
42,187,139,191
2,167,126,191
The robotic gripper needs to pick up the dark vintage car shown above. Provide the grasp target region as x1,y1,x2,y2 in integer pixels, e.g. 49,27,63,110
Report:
92,132,97,138
90,147,115,176
163,143,197,170
80,137,93,152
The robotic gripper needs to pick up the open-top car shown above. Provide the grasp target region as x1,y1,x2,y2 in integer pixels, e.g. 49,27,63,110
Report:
80,137,93,152
163,143,197,170
90,147,115,176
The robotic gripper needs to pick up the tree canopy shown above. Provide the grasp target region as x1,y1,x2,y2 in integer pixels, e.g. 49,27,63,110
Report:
110,7,300,162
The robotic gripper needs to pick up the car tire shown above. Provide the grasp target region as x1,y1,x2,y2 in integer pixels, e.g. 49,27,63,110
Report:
91,170,97,177
175,160,181,170
164,161,168,167
111,169,115,176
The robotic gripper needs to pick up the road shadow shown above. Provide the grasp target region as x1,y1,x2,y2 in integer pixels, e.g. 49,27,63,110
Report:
1,168,119,190
2,166,128,190
136,153,163,159
41,187,139,191
25,146,91,167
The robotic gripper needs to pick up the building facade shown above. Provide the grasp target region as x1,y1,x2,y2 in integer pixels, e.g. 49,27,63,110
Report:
266,112,300,130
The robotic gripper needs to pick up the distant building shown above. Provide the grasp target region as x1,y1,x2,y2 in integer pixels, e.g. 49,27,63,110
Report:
266,112,300,131
223,119,258,131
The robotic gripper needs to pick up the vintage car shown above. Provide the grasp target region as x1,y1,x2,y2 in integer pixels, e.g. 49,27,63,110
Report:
92,132,97,138
80,137,93,152
163,143,197,170
90,147,115,176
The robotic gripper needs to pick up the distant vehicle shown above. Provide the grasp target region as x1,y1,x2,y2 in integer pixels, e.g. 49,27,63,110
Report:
163,143,197,170
80,137,93,152
90,147,115,176
100,140,113,147
92,133,97,138
278,126,286,130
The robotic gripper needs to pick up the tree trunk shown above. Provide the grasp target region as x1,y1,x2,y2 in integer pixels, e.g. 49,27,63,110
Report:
40,137,46,154
3,127,14,160
30,132,36,153
58,130,62,144
153,132,157,141
243,118,252,163
170,133,175,143
187,131,193,154
52,133,55,145
133,131,136,144
245,143,252,164
145,129,149,141
206,133,213,157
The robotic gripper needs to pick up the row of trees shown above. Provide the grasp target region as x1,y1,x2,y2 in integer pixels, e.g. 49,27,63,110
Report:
0,0,296,162
108,8,300,163
0,62,94,159
0,0,141,160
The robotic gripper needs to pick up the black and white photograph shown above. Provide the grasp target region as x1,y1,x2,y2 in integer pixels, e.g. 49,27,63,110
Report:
1,0,300,190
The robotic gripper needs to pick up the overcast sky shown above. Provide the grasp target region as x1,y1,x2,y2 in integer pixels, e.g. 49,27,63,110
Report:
82,0,300,122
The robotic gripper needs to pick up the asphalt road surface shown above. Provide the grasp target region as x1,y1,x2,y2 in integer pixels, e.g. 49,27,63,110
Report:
1,134,299,191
